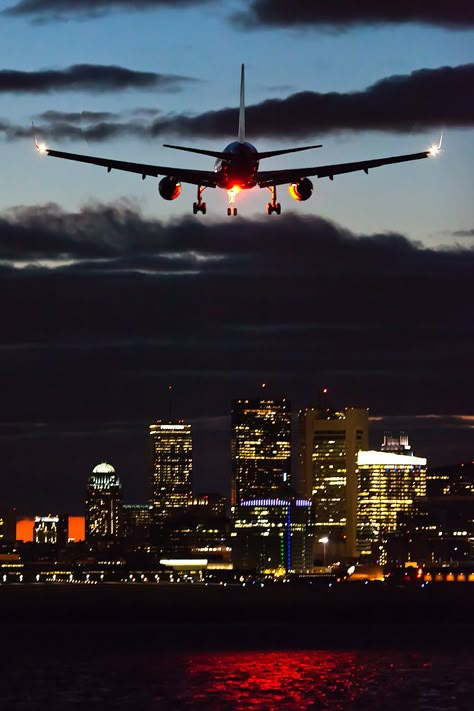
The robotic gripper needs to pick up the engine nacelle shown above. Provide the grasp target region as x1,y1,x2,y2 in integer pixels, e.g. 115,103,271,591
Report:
158,176,182,200
288,178,313,202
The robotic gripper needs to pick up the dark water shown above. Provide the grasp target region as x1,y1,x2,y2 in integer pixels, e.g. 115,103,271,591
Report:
3,648,474,709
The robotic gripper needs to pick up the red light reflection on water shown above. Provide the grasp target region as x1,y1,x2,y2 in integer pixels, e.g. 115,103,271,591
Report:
184,650,408,710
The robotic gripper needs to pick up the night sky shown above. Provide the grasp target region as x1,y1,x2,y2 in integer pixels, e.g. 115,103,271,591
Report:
0,1,473,514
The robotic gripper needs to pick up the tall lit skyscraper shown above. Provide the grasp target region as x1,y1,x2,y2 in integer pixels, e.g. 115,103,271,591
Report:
85,462,122,541
357,434,427,559
149,421,193,522
231,397,291,505
297,406,368,558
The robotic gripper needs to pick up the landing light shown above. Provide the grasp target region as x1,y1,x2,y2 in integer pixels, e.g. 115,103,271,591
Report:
227,186,241,205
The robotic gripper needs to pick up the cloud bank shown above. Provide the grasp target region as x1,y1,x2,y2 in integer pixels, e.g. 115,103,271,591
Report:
236,1,474,30
3,64,471,142
0,64,195,93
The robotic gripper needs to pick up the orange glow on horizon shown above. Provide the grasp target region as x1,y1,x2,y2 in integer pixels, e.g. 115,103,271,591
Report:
68,516,85,542
16,518,34,542
16,516,85,542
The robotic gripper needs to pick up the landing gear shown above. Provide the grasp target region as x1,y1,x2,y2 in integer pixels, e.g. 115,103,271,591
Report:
227,186,240,216
266,185,281,215
193,185,206,214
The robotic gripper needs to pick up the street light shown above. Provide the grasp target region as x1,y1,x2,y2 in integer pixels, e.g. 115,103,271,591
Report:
319,536,329,567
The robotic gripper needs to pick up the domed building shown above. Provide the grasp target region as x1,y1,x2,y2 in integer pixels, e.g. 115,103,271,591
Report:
85,462,122,542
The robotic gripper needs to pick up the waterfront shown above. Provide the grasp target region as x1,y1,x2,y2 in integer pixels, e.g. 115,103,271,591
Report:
1,583,474,708
2,647,473,710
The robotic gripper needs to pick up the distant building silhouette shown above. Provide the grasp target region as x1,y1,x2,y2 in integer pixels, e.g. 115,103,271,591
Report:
85,462,122,541
0,507,16,544
33,515,68,546
122,504,152,548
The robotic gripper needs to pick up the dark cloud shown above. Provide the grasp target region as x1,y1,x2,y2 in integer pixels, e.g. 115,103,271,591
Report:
3,64,471,143
236,1,474,30
4,0,212,21
1,202,473,509
0,64,195,93
453,229,474,237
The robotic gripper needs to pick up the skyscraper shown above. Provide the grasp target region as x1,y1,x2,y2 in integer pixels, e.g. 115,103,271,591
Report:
231,398,291,505
297,406,369,558
85,462,122,541
149,421,193,523
357,434,427,560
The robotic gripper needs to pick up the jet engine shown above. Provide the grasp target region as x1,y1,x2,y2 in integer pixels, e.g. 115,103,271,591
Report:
288,178,313,201
158,176,182,200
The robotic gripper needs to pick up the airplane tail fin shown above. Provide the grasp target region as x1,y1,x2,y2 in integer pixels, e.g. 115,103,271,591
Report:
238,64,245,143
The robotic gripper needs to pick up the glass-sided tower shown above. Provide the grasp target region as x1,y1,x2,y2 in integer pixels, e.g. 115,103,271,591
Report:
85,462,122,541
231,398,291,505
149,421,193,523
357,436,427,560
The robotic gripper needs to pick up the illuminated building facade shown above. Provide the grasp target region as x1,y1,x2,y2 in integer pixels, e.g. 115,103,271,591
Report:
149,421,193,523
33,515,68,546
357,440,427,559
231,498,313,573
85,462,122,541
297,407,368,558
231,398,291,505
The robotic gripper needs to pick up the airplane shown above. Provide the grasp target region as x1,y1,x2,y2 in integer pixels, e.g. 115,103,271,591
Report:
35,64,441,217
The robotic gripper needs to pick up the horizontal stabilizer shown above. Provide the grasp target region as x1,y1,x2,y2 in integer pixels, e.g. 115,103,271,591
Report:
257,144,322,160
163,144,231,160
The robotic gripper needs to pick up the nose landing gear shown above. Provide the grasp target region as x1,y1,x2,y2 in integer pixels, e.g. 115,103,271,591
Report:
266,185,281,215
193,185,207,214
226,186,240,216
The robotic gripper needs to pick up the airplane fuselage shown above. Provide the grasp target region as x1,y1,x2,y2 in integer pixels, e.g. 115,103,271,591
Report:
214,141,259,189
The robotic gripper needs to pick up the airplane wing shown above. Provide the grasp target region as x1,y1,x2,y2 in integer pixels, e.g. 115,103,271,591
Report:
39,148,218,188
256,150,431,188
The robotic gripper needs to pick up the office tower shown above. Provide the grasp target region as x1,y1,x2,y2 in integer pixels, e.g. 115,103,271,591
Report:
231,398,291,505
33,515,68,546
122,504,153,548
357,433,427,560
149,421,193,523
231,497,313,573
297,406,369,558
0,507,16,544
85,462,122,541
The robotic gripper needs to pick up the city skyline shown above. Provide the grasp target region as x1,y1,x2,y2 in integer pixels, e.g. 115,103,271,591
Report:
0,3,472,515
4,393,472,517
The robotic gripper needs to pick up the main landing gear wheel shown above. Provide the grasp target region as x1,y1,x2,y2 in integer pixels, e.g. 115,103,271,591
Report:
227,207,238,216
193,202,206,215
266,202,281,215
193,185,207,215
266,185,281,215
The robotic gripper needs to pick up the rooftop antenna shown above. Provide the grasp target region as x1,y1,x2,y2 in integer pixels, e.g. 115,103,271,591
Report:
168,384,173,423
